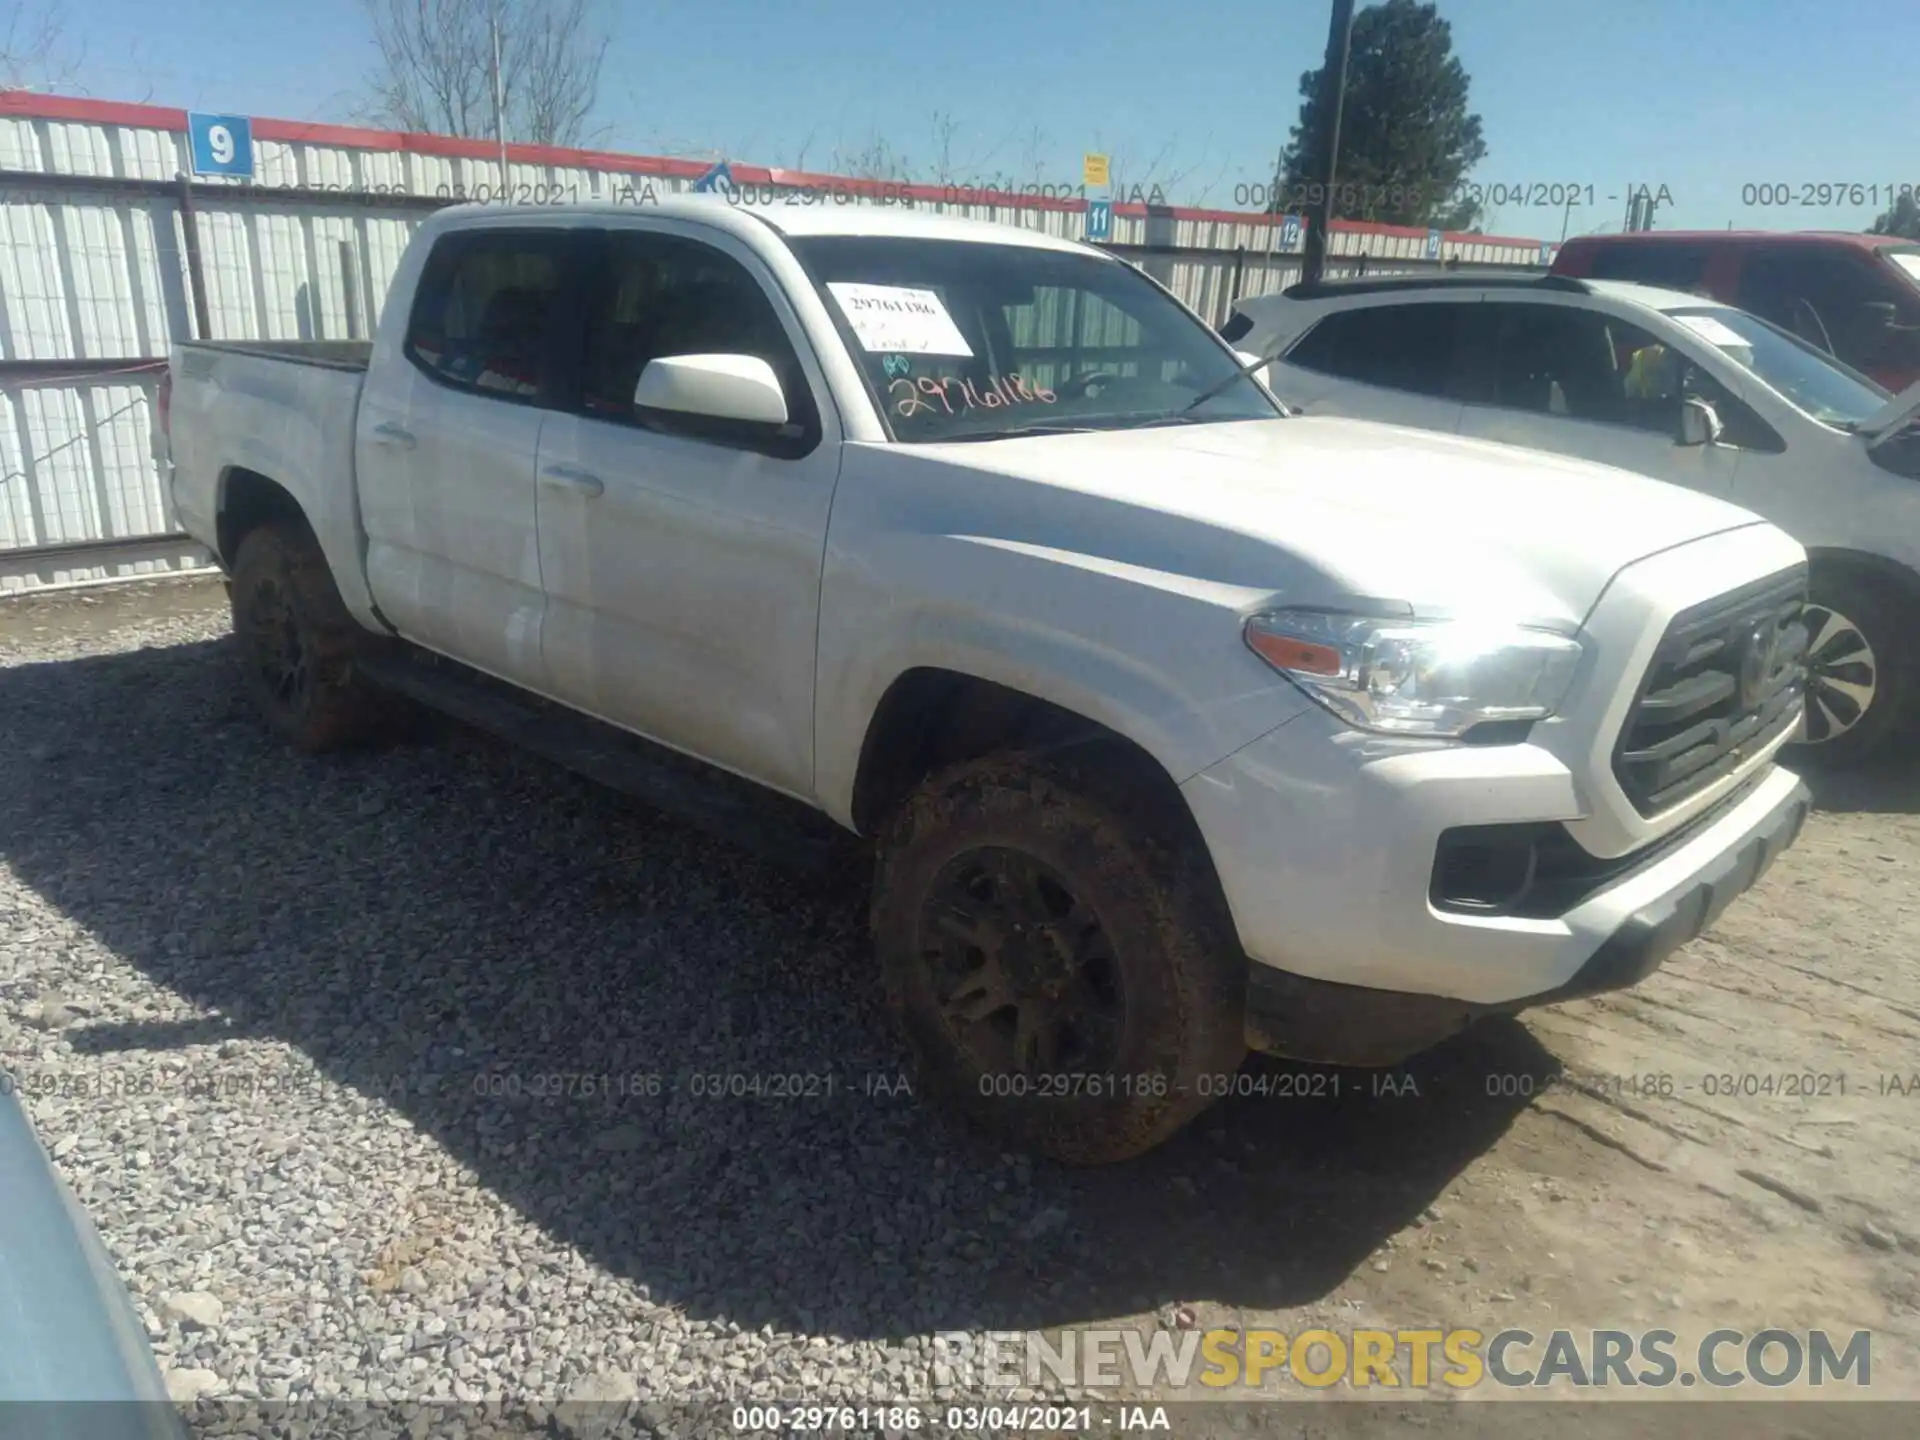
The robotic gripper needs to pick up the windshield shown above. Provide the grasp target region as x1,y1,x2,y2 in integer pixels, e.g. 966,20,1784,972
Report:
1887,248,1920,288
1666,305,1891,428
788,236,1280,442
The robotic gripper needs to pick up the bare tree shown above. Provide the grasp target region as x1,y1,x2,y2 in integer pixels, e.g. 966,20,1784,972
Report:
784,127,819,173
1103,133,1211,204
926,110,961,185
1016,124,1050,189
0,0,79,90
831,128,910,182
361,0,609,147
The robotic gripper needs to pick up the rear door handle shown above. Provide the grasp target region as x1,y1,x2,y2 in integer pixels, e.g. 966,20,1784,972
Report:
369,421,416,450
540,463,605,498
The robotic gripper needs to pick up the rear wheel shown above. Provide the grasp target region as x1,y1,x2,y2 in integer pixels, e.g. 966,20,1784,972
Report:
873,754,1246,1165
230,521,388,753
1791,567,1910,767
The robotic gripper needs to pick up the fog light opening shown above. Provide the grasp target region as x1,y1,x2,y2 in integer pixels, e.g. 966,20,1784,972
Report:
1433,831,1540,914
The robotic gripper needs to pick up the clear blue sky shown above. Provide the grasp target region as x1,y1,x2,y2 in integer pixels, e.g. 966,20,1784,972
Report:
54,0,1920,240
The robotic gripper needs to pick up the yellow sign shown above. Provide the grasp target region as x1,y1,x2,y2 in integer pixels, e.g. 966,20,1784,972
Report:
1082,153,1110,188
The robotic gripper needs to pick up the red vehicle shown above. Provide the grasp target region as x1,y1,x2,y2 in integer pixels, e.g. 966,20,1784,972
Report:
1552,230,1920,391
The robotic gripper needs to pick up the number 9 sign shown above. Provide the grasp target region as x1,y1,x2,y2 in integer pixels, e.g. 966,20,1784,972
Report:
188,112,255,178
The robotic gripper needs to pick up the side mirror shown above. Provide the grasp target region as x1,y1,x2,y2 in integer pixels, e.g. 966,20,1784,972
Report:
1847,301,1900,360
1678,396,1724,447
634,354,788,426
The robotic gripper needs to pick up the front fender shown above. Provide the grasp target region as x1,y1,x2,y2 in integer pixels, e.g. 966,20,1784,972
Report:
813,530,1313,828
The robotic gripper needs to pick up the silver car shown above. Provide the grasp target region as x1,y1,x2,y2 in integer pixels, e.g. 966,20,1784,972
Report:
0,1080,185,1437
1224,274,1920,764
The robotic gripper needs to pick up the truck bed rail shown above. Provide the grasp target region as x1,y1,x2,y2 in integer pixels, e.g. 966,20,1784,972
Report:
175,339,373,372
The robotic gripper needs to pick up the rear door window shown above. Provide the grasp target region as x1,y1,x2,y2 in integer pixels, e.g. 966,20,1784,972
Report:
404,230,568,403
1284,302,1472,397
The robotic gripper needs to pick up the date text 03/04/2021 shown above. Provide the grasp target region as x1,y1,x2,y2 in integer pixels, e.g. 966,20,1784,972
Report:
973,1071,1413,1100
730,1403,1173,1433
1482,1070,1852,1100
1229,180,1675,211
462,1071,916,1101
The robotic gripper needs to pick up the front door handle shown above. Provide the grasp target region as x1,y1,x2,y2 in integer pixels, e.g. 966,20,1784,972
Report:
540,463,605,498
369,421,416,450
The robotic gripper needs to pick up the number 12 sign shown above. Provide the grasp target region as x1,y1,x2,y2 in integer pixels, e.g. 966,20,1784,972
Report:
188,113,254,179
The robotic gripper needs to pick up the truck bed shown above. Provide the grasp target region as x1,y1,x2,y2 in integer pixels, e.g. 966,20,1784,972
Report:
176,339,373,372
166,339,373,617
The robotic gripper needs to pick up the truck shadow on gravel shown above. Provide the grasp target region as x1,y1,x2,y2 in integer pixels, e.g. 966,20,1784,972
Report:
3,636,1561,1340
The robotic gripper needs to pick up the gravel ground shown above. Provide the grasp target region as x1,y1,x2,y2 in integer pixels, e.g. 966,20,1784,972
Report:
3,577,1918,1439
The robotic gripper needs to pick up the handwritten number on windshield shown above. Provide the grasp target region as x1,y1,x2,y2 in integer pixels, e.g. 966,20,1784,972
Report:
889,373,1058,418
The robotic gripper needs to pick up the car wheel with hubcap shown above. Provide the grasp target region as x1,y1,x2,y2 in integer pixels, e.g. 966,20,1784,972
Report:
1791,568,1909,767
873,754,1247,1165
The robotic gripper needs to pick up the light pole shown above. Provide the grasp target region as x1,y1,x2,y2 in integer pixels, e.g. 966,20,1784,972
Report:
1300,0,1356,286
490,0,509,187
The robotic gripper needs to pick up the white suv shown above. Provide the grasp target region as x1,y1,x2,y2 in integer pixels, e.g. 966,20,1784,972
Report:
1224,275,1920,763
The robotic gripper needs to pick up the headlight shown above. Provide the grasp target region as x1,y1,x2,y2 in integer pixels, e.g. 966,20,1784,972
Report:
1244,609,1584,738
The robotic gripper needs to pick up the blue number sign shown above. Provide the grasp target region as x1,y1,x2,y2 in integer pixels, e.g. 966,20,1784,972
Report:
187,113,254,178
1085,198,1113,242
692,161,734,195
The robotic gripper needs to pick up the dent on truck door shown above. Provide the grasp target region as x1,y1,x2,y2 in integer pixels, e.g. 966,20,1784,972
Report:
357,228,570,688
534,226,840,797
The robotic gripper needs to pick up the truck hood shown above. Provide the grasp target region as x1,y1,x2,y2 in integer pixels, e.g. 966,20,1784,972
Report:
921,416,1771,631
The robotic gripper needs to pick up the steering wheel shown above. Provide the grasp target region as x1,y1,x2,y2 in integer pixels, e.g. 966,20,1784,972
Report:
1055,370,1122,400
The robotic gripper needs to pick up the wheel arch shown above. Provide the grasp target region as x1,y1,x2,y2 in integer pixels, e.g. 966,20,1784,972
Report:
848,666,1214,862
216,466,311,568
1805,546,1920,611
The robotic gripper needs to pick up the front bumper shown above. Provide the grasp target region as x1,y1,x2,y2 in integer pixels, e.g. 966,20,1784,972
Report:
1180,696,1811,1055
1234,769,1809,1065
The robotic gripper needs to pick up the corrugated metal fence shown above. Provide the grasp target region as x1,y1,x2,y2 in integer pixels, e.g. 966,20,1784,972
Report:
0,92,1552,592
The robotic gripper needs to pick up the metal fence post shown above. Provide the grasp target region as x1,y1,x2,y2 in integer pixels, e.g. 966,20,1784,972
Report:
339,240,362,340
175,173,212,341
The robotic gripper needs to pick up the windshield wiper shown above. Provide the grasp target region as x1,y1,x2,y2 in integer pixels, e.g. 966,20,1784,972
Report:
1180,345,1290,415
936,423,1107,443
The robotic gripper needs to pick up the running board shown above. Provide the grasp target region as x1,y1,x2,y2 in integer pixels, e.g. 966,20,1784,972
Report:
354,642,857,876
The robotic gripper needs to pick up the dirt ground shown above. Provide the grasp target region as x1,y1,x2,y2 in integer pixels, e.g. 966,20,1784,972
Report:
3,576,1917,1435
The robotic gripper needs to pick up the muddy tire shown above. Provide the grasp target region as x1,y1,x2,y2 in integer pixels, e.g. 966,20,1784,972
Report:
872,754,1246,1165
1791,566,1911,768
229,520,388,753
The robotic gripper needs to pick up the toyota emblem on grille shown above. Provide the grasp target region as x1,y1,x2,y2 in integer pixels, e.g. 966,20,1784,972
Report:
1739,620,1781,710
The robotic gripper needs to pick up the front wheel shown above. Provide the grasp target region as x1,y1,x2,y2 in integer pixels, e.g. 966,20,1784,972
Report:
872,755,1247,1165
1791,569,1910,767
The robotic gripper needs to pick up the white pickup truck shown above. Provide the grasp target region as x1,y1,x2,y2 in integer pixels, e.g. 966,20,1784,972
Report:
160,200,1814,1164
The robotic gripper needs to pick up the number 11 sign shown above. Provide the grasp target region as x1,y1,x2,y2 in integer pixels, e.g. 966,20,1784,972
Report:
188,113,255,179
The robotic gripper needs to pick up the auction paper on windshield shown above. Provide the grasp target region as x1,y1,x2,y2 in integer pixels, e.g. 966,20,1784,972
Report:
1672,313,1753,352
828,283,974,357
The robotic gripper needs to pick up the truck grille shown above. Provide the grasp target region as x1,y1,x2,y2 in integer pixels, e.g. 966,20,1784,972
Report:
1612,566,1808,817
